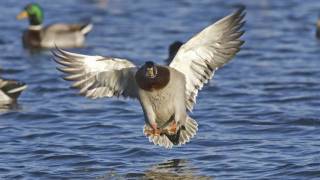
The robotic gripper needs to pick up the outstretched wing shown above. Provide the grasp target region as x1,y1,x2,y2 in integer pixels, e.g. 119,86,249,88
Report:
169,7,245,111
53,47,138,99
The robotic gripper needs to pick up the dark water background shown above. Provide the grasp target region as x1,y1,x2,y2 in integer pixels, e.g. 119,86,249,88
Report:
0,0,320,179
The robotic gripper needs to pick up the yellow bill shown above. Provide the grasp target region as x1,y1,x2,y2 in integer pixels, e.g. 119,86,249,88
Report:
146,68,155,78
16,11,28,20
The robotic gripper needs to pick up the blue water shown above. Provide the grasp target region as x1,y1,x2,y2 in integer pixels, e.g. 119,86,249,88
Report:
0,0,320,179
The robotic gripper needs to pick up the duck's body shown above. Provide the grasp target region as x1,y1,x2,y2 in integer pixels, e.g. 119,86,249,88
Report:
17,3,92,49
22,23,92,48
138,68,182,128
136,66,197,146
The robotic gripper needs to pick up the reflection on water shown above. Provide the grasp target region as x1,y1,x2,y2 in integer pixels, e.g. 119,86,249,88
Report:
130,159,211,180
1,0,320,179
97,159,212,179
142,159,212,180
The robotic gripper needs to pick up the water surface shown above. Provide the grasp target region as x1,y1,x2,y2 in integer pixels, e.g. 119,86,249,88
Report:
0,0,320,179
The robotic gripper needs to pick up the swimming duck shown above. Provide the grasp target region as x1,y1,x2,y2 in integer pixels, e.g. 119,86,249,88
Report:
165,41,183,65
0,78,27,104
17,3,93,49
53,7,245,148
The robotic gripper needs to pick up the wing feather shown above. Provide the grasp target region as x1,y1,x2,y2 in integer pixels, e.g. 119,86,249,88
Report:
169,7,245,111
53,47,138,99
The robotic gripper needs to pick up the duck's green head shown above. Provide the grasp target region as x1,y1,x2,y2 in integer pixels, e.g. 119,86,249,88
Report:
17,3,43,26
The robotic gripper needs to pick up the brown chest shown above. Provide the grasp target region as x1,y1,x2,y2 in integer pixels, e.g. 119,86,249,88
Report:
135,66,170,91
23,30,41,48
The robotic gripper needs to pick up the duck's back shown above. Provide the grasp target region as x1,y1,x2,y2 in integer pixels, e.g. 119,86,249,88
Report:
41,24,86,48
23,23,92,48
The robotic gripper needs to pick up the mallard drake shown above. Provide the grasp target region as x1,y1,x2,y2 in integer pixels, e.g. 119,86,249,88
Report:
53,8,245,148
0,78,27,105
17,3,93,49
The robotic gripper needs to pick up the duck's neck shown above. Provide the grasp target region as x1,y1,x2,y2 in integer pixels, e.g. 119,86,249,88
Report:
28,25,42,31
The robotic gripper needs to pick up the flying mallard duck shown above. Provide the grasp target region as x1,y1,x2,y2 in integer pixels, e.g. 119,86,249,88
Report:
17,3,93,49
53,8,245,148
0,78,27,105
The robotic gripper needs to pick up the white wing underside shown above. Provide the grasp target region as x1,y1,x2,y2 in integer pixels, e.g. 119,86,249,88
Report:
53,48,138,99
169,7,245,111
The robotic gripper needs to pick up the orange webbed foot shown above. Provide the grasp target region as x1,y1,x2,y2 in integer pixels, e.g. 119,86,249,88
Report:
145,128,161,136
144,123,161,137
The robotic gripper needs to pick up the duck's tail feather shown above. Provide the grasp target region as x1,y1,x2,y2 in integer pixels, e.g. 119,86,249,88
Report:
144,125,174,149
143,116,198,148
176,116,198,145
80,23,93,35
